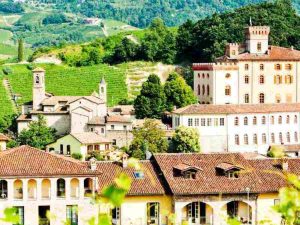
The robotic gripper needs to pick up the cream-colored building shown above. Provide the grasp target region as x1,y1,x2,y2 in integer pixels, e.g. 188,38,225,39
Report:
172,103,300,155
193,25,300,105
0,133,9,151
17,68,133,148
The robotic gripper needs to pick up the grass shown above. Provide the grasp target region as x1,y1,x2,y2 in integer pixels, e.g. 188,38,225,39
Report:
0,75,14,118
15,12,49,26
0,64,127,117
0,43,33,60
0,29,13,43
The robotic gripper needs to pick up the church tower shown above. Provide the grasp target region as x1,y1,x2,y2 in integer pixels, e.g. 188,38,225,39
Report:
99,77,107,103
245,26,270,54
32,67,46,110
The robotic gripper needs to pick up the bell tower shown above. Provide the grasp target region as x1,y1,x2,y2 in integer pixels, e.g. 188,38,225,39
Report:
245,26,270,54
32,67,46,110
99,77,107,103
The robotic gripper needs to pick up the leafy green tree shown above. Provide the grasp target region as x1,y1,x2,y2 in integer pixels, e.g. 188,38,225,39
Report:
134,74,166,119
17,115,57,150
0,114,17,134
17,39,24,62
127,119,168,159
171,126,200,153
164,72,197,111
176,19,195,61
111,38,139,63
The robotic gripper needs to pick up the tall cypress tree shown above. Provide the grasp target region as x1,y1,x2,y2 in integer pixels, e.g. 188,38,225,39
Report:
17,39,24,62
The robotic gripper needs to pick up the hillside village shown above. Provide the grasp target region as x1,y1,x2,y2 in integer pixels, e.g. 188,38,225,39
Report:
1,0,300,225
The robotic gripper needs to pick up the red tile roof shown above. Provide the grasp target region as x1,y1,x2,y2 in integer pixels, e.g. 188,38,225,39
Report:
106,115,132,123
0,145,97,177
0,134,9,141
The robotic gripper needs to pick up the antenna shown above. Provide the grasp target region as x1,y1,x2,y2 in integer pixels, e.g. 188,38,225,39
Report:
249,17,253,26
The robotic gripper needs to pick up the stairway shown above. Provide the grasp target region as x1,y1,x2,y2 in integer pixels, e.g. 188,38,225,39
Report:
2,77,19,114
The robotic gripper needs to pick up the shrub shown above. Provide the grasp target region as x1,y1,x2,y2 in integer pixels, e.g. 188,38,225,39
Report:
267,145,285,158
71,152,83,160
86,151,104,161
2,67,12,75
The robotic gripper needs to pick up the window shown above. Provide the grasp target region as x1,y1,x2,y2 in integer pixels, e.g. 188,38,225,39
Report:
244,134,249,145
235,135,240,145
214,118,219,126
234,117,239,126
285,64,292,70
202,73,205,78
275,64,281,70
187,202,200,223
286,115,290,124
207,85,210,96
67,145,71,155
295,115,298,124
123,125,127,130
257,42,262,51
253,116,257,125
202,85,205,95
259,93,265,103
285,75,293,84
183,171,197,179
0,180,7,199
194,118,199,126
225,85,231,96
60,144,63,154
260,64,264,71
112,207,120,224
197,85,200,95
201,118,205,126
13,206,24,225
245,64,249,70
244,75,249,84
227,171,239,179
207,118,212,126
279,132,283,143
57,179,65,198
232,50,236,55
94,145,99,151
87,145,93,152
253,134,258,144
244,94,249,103
274,75,282,84
271,116,275,124
271,133,275,143
225,73,231,78
278,116,282,124
101,128,105,133
275,94,281,103
111,125,115,130
66,205,78,225
35,76,40,84
287,132,291,143
112,139,116,146
90,127,94,132
259,75,265,84
188,118,193,126
198,73,200,78
262,133,267,144
207,73,209,78
105,144,109,150
147,203,159,225
244,117,248,125
262,116,266,125
295,132,298,142
220,118,225,126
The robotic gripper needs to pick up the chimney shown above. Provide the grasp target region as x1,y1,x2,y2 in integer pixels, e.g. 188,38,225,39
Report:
122,153,128,168
89,157,97,171
291,46,294,50
282,161,288,171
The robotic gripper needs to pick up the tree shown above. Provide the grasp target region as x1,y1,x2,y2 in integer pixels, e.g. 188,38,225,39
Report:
134,74,166,119
17,115,57,150
267,145,285,158
127,119,168,159
111,37,139,63
164,72,197,112
0,114,17,134
176,19,195,61
17,39,24,62
171,126,200,153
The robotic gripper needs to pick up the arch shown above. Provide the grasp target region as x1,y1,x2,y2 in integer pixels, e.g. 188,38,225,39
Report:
286,115,290,124
202,85,205,95
225,85,231,96
271,116,275,124
41,179,51,199
244,75,249,84
14,179,23,200
84,178,93,197
234,117,239,126
57,178,65,198
207,85,210,96
225,73,231,79
285,64,292,70
261,116,266,125
35,75,40,84
244,134,249,145
197,85,200,95
286,132,291,143
262,133,267,144
28,179,37,200
278,116,282,124
271,133,275,143
279,132,283,143
0,180,8,199
182,201,214,224
253,134,257,144
253,116,257,125
221,200,253,224
285,75,293,84
244,117,248,126
235,135,240,145
295,115,298,124
70,178,80,199
259,93,265,103
275,64,281,70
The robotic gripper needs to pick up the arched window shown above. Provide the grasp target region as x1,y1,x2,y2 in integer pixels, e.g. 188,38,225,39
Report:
202,85,205,95
287,132,291,143
275,94,281,103
0,180,8,199
253,134,258,144
286,115,290,124
279,132,283,143
197,85,200,95
234,117,239,126
84,178,93,197
35,76,40,84
285,64,292,70
202,73,205,78
57,179,65,198
225,85,231,96
207,73,210,78
225,73,231,79
271,133,275,143
295,115,298,124
259,75,265,84
253,116,257,125
278,116,282,124
244,75,249,84
235,135,240,145
244,94,249,103
275,64,281,70
285,75,293,84
244,134,249,145
245,64,249,70
274,75,282,84
262,116,266,125
244,117,248,125
259,93,265,103
271,116,275,125
198,73,200,78
262,133,267,144
260,64,264,71
207,85,209,96
257,42,262,51
295,132,298,142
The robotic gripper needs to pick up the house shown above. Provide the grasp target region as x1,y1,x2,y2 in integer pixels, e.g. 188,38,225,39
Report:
0,133,9,151
193,25,300,105
172,103,300,154
16,68,134,148
46,132,112,160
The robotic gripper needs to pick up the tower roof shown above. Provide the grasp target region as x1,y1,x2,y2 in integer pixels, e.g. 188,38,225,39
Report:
32,67,45,72
100,77,106,84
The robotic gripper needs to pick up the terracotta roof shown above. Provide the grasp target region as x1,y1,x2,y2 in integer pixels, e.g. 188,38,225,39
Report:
42,96,103,106
106,115,132,123
0,145,97,177
283,144,300,152
95,161,165,196
88,116,106,125
16,114,32,121
0,134,9,141
153,153,300,195
108,105,135,115
71,132,111,144
216,162,244,171
173,163,202,172
173,103,300,115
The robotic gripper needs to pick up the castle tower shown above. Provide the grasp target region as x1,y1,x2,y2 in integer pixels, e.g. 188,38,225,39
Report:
99,77,107,103
32,67,46,110
225,43,239,58
245,26,270,54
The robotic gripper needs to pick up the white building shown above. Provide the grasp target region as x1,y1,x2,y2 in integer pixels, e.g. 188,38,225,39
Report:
193,25,300,105
172,103,300,155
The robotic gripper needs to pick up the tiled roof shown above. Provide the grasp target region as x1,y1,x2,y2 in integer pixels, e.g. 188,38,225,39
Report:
173,103,300,115
153,153,300,195
106,115,132,123
0,145,97,177
173,163,202,172
0,134,9,141
283,144,300,152
216,162,244,171
71,132,112,144
95,161,165,196
16,114,32,121
88,116,106,125
42,96,104,106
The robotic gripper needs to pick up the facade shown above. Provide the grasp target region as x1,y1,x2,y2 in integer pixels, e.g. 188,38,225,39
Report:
172,103,300,155
193,26,300,105
0,133,9,151
17,68,133,148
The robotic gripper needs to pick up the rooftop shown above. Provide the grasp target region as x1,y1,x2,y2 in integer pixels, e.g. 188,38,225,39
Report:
71,132,112,144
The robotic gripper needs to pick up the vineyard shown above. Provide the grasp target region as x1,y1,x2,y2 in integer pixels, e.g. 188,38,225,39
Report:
0,63,128,117
0,75,14,118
